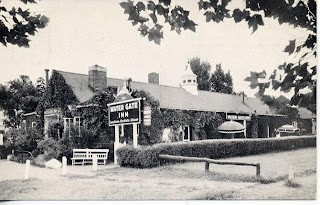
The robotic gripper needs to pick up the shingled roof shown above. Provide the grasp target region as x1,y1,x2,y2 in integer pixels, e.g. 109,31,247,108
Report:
57,70,273,115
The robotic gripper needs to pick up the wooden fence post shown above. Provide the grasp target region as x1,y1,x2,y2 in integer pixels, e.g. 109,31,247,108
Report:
256,163,261,177
205,161,210,172
62,156,67,175
24,160,30,180
92,154,98,171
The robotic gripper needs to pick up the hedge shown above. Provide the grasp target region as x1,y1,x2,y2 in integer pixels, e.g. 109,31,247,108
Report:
116,136,316,168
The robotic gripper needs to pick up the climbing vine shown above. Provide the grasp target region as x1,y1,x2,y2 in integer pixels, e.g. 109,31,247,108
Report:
36,70,79,129
161,109,224,141
132,89,164,145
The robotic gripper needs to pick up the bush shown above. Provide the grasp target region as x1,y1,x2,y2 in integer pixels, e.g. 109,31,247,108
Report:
0,145,11,159
116,136,316,168
1,128,43,162
37,125,113,162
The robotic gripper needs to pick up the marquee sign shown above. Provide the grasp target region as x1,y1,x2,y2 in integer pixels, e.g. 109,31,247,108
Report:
107,98,141,126
226,113,251,121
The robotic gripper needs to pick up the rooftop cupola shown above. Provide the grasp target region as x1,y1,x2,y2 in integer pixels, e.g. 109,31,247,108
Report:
181,61,198,95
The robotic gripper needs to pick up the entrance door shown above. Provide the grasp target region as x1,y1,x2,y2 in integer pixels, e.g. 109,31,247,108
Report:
183,126,190,142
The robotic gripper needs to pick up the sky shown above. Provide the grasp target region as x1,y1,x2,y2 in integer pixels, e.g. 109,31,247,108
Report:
0,0,315,98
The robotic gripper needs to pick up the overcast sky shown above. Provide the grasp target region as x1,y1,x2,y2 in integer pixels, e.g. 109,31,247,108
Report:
0,0,315,97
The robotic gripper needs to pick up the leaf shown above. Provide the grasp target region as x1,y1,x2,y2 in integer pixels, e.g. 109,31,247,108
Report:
303,34,316,49
148,27,163,45
247,14,264,33
278,63,286,70
138,23,148,36
221,0,231,7
295,45,302,53
137,16,149,23
40,15,49,24
159,0,171,6
198,0,212,10
120,1,134,14
136,2,145,13
184,20,197,32
0,6,7,12
283,39,296,55
147,1,156,11
149,13,157,24
156,4,164,15
204,11,214,22
209,0,218,7
0,35,6,46
232,9,250,23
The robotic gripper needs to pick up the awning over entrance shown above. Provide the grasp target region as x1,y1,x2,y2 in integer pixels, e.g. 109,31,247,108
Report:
218,121,245,134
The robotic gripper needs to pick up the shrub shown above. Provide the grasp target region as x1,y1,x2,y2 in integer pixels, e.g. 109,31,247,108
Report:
37,125,113,162
0,145,11,159
116,136,316,168
4,128,42,153
1,128,43,162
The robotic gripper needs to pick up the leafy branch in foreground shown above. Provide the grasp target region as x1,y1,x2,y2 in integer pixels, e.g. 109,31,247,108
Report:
120,0,316,113
0,0,49,47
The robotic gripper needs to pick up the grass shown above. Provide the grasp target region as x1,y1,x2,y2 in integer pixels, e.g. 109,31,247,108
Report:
0,148,316,200
284,179,301,188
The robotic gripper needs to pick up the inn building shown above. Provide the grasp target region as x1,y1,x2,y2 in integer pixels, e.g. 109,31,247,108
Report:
19,64,316,143
42,64,296,141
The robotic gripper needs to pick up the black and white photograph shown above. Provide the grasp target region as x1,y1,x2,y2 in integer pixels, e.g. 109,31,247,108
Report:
0,0,317,201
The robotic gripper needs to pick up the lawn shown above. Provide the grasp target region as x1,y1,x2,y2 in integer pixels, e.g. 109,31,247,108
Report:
0,147,316,200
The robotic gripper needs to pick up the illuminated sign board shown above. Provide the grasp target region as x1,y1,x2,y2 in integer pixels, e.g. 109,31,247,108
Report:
107,98,141,126
226,113,251,121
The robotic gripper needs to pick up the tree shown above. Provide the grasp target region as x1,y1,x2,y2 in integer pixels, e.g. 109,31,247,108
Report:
0,75,44,128
120,0,316,112
260,94,299,119
38,70,78,110
0,0,48,47
224,70,234,94
189,57,211,91
210,64,234,94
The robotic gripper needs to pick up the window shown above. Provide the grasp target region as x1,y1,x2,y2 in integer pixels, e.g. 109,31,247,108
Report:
31,122,36,128
193,79,196,83
64,118,73,130
188,79,191,83
63,118,73,136
183,80,186,83
74,117,83,136
292,121,297,128
183,126,191,142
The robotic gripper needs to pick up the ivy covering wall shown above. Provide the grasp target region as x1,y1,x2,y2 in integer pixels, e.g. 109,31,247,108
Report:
161,109,224,141
36,70,79,129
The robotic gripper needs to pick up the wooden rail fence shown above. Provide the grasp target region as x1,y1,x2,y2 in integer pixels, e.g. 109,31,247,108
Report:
159,154,261,177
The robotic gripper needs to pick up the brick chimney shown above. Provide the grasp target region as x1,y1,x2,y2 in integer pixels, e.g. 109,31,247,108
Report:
148,72,159,84
88,65,107,92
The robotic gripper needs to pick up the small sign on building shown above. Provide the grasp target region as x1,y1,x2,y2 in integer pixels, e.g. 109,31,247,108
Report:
143,106,151,126
226,113,251,121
